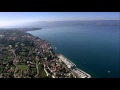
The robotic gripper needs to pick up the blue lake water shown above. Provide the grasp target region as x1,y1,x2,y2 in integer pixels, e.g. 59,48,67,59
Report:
28,24,120,78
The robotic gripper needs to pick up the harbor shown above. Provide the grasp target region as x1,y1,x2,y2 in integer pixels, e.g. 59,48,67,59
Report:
72,68,91,78
56,54,91,78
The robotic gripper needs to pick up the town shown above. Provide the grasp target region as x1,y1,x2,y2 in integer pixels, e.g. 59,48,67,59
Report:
0,28,91,78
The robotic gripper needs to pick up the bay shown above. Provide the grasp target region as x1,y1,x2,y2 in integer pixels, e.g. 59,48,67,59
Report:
27,24,120,78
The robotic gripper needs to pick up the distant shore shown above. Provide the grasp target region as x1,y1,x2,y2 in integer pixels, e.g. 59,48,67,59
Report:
0,28,42,32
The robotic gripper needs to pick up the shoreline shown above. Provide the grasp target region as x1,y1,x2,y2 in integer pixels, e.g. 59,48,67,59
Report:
26,29,92,78
56,54,91,78
0,28,92,78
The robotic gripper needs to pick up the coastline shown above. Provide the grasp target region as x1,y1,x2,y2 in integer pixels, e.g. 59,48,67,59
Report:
26,30,92,78
56,54,91,78
26,28,92,78
1,23,119,78
0,28,92,78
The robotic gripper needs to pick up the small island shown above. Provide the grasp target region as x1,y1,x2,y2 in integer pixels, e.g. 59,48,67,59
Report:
0,28,91,78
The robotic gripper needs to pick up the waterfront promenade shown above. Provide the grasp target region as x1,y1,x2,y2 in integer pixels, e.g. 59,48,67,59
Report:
57,54,76,68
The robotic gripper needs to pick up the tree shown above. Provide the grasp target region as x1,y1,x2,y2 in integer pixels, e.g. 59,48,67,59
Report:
70,73,73,78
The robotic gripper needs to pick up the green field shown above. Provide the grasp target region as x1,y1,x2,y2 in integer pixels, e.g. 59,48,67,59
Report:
16,65,29,70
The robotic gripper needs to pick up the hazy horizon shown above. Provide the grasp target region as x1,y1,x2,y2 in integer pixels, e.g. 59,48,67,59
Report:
0,20,119,28
0,12,119,27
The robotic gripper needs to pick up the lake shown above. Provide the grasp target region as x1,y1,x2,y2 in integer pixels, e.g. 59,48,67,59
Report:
27,24,120,78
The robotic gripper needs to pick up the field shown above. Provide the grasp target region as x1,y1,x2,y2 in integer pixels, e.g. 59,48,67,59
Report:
16,65,29,70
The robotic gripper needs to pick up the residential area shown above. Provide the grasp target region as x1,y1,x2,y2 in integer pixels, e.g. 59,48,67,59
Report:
0,29,78,78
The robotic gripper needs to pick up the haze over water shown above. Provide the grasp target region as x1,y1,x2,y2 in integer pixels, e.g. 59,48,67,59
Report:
28,22,120,78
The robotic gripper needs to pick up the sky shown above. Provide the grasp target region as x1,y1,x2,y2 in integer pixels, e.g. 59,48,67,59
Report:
0,12,119,27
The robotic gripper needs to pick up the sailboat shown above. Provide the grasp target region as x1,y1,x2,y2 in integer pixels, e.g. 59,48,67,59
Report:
55,47,57,50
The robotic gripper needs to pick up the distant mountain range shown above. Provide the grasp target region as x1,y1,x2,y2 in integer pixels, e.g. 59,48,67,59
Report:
1,20,120,28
